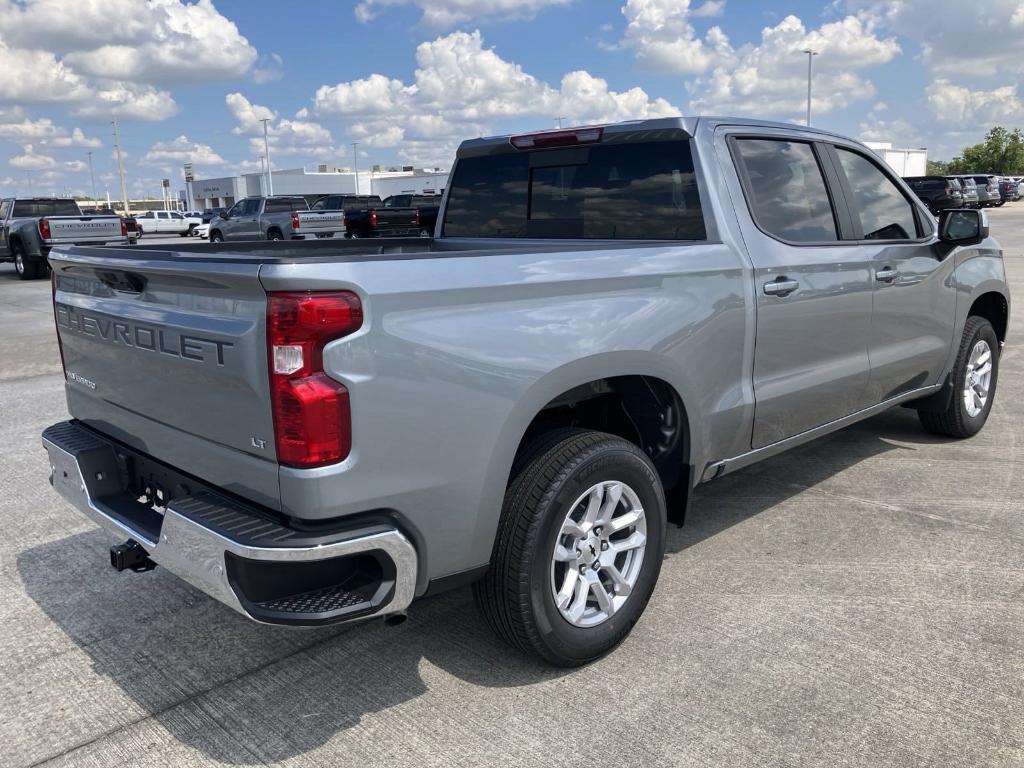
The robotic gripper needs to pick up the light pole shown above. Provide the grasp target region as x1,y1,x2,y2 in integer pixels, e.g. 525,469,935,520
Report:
802,49,819,127
87,151,97,204
260,118,274,196
554,116,567,128
351,142,360,194
259,155,267,195
112,119,130,214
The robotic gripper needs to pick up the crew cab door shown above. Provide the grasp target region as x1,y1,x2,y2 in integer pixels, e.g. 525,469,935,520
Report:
724,132,874,448
825,144,956,403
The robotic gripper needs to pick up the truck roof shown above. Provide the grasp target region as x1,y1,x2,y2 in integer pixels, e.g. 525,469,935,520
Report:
457,116,857,157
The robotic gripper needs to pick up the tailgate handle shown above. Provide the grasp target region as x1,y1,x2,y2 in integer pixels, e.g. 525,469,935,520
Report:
97,270,147,293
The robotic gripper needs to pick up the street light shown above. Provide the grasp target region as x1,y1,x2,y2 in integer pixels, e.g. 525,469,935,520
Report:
87,151,97,204
259,117,274,196
351,142,360,194
802,49,819,127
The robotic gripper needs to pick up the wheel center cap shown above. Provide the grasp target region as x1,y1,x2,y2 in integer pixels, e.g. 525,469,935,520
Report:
580,536,600,565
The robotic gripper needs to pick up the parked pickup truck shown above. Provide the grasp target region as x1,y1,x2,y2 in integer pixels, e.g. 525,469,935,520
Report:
208,196,345,242
42,117,1009,666
1,197,127,280
383,194,442,237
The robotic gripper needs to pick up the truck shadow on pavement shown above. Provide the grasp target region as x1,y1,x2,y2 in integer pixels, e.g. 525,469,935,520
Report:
17,407,940,764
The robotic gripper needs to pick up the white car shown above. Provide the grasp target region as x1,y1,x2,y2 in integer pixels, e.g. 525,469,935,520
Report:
193,222,210,239
134,210,202,237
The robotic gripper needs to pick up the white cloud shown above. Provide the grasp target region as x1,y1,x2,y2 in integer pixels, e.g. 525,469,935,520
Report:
226,93,338,160
927,79,1024,123
849,0,1024,76
252,53,284,84
312,30,678,165
354,0,573,27
620,0,734,74
686,14,899,118
4,0,257,85
9,144,58,170
0,37,91,103
0,118,99,148
73,82,178,121
226,92,276,134
142,135,226,165
692,0,725,17
63,159,88,172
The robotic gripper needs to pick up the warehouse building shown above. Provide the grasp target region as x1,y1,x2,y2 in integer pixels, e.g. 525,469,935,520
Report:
186,166,449,210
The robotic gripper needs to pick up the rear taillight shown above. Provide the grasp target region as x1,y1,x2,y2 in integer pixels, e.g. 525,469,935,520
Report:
370,209,378,227
38,218,51,240
291,211,300,230
414,209,420,225
267,291,363,468
120,217,127,237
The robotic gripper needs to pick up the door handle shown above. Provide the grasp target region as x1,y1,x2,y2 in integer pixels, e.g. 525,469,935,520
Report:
875,267,898,283
763,277,799,297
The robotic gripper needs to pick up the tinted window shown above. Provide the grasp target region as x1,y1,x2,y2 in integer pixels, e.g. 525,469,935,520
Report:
734,139,837,242
443,141,705,240
265,197,305,213
241,199,261,215
0,200,10,219
12,199,82,217
835,148,917,241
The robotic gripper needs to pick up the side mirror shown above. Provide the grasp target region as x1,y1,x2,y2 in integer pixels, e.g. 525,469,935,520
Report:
938,209,988,246
220,211,229,219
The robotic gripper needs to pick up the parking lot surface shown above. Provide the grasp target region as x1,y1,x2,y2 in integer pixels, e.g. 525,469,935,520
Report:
1,214,1022,768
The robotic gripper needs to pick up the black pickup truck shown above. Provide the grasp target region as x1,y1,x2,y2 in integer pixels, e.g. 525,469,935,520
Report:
383,194,442,237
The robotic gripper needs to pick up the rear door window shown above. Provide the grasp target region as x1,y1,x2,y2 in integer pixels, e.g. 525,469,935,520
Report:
834,147,918,241
443,140,705,240
732,138,838,243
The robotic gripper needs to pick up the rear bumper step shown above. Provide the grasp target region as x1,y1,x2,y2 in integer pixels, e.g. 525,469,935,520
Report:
41,421,417,626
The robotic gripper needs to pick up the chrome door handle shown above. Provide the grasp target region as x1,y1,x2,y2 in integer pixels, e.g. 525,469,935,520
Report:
875,267,898,283
763,278,799,297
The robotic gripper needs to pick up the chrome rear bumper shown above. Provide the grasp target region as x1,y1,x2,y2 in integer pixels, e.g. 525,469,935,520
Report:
42,421,417,626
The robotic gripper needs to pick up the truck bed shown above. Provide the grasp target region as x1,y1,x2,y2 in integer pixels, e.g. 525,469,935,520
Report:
53,236,662,265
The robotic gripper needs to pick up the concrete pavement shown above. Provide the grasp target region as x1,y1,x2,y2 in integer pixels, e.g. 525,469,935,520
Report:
0,216,1021,767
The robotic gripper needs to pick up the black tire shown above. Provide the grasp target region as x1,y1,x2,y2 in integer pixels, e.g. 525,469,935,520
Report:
473,430,666,666
209,231,224,243
12,242,43,280
919,316,999,438
136,225,143,236
267,229,283,241
348,231,361,239
419,228,431,238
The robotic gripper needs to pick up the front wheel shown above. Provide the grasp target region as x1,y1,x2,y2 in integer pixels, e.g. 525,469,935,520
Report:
209,231,224,243
473,430,666,666
919,316,999,438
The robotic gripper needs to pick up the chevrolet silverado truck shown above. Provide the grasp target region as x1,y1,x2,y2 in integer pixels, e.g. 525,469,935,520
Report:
1,197,127,279
208,196,345,242
41,118,1009,666
341,203,424,239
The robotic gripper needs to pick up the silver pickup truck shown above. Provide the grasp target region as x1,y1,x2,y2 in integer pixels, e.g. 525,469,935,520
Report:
1,197,126,279
207,195,345,242
41,117,1009,666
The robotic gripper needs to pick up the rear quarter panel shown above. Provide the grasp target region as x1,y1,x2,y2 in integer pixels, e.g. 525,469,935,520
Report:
260,230,754,587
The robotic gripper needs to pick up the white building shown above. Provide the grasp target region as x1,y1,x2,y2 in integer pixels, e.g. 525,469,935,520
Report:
864,141,928,177
186,167,450,210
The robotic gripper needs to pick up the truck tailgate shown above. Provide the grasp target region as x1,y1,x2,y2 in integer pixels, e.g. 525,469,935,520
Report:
45,215,124,244
50,249,281,509
295,210,345,234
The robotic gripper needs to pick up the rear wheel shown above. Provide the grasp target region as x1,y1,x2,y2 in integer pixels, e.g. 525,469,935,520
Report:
12,242,43,280
348,231,361,239
919,316,999,438
418,228,431,238
473,430,666,666
267,229,283,241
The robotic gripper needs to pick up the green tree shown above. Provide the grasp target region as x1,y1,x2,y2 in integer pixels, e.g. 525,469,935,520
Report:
927,159,951,175
946,126,1024,174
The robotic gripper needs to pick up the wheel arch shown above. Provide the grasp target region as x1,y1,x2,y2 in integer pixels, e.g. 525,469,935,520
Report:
481,353,699,532
968,290,1009,344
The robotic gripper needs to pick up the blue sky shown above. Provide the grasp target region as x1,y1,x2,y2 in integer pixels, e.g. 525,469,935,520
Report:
1,0,1021,200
